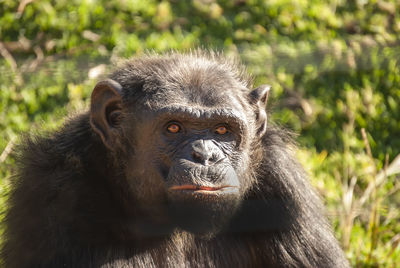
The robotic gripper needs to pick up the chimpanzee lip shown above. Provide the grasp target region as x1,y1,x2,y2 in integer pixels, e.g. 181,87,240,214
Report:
168,185,236,192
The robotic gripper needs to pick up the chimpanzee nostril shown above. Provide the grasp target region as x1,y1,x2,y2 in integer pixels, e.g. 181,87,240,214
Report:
192,151,205,163
209,154,218,163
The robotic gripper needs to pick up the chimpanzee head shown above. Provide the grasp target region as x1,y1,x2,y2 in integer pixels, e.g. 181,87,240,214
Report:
89,52,270,236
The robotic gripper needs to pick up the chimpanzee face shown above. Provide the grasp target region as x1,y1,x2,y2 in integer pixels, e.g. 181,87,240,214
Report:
90,59,269,236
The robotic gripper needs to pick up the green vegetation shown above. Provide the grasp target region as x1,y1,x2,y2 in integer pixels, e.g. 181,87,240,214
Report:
1,0,399,266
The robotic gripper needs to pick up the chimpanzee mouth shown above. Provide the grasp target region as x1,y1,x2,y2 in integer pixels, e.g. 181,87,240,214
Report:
168,185,238,194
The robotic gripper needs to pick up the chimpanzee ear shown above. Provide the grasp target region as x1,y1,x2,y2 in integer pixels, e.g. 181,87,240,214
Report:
90,79,123,149
249,84,271,137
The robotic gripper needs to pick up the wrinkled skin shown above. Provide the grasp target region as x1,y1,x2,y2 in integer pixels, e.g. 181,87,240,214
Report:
1,52,350,268
89,55,268,237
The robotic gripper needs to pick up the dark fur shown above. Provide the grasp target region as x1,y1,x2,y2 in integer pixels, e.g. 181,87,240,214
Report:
2,52,349,267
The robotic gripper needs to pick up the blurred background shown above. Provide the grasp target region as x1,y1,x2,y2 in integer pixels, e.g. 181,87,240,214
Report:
0,0,399,266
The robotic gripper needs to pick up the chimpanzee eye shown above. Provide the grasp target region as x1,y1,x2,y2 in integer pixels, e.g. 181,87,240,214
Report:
167,123,181,133
215,126,228,135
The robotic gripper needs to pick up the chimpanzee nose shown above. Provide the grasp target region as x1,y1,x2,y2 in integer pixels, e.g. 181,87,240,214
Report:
190,140,221,165
192,150,214,164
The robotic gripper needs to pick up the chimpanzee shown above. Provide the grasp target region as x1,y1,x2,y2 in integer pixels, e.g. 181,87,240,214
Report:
2,51,349,267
